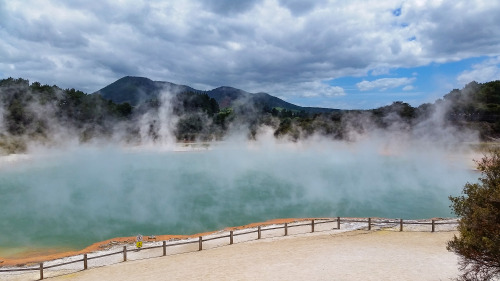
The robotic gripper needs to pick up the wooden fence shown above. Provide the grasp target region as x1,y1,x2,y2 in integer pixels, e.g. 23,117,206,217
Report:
0,217,458,280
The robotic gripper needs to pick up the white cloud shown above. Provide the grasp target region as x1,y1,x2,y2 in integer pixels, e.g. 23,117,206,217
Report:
370,67,391,76
402,85,414,91
252,80,345,99
356,77,416,91
402,1,500,59
0,0,499,104
457,56,500,86
300,82,346,98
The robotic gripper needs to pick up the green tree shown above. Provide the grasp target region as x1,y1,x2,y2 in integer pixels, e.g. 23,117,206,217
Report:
448,150,500,281
115,102,133,118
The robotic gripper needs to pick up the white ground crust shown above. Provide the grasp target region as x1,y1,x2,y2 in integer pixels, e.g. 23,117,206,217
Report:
1,221,461,281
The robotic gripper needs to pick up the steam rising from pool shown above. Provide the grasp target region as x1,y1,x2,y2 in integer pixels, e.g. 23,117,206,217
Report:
0,138,477,256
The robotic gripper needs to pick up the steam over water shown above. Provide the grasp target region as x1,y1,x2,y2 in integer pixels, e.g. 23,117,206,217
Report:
0,141,477,257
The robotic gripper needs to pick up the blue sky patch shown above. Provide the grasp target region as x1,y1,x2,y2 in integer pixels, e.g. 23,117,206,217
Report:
319,56,493,109
392,7,402,16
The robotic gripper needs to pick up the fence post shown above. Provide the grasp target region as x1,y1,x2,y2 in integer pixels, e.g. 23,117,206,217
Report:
123,246,127,262
83,254,88,270
368,218,372,230
337,217,341,229
163,241,166,256
400,219,403,232
199,236,203,251
230,231,233,245
432,220,435,232
258,226,261,239
311,219,315,233
285,223,288,236
39,263,43,280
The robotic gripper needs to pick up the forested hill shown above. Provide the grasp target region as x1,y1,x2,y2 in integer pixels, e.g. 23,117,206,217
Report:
441,80,500,122
94,76,200,105
0,77,499,155
95,76,337,114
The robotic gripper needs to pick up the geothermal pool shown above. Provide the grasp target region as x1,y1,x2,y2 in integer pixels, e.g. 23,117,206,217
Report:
0,142,477,258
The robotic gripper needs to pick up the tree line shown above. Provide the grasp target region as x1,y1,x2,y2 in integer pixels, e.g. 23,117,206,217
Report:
0,77,499,154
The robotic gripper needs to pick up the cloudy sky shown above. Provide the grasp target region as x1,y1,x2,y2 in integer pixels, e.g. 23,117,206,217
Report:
1,0,500,109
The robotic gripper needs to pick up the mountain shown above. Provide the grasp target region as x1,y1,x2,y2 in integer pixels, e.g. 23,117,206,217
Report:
205,86,251,108
206,86,303,111
94,76,337,113
94,76,200,105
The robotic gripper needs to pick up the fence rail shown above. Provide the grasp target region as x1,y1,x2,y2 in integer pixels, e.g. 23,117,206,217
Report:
0,217,458,280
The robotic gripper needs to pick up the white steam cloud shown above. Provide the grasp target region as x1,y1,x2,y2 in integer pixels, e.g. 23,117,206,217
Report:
0,86,481,256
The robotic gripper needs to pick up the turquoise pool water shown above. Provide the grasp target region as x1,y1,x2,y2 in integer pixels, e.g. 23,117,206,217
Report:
0,143,477,257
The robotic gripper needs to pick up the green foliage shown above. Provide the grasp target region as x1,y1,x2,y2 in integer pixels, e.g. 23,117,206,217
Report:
440,80,500,139
448,150,500,281
175,114,205,141
445,81,500,121
114,102,133,118
1,79,35,136
476,81,500,105
2,76,500,147
214,107,234,131
274,118,292,137
371,101,416,128
169,92,221,141
274,118,299,140
0,78,138,151
0,77,29,88
0,136,27,154
173,92,219,116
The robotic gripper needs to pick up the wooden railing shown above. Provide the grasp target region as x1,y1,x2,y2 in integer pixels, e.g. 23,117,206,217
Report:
0,217,458,280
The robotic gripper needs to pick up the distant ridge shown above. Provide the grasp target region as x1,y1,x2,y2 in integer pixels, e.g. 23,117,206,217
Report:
94,76,338,113
93,76,199,105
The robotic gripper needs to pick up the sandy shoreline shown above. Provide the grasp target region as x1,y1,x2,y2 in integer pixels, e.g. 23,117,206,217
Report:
0,218,461,280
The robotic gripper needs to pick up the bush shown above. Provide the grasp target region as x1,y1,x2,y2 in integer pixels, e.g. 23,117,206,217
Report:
448,150,500,280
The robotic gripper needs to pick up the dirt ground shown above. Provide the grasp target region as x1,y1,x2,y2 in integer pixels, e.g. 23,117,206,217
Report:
43,230,460,281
